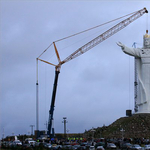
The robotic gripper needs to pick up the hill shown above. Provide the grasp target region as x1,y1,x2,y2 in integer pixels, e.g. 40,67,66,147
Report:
86,113,150,138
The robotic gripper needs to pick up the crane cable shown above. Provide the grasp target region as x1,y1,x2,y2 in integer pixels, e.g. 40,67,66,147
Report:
54,10,140,43
38,9,140,59
37,43,53,59
146,12,149,32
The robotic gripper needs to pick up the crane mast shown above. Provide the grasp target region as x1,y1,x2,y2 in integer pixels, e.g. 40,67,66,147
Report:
38,7,148,138
47,70,60,137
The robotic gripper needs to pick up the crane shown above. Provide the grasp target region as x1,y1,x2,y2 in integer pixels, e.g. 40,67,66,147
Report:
37,7,148,138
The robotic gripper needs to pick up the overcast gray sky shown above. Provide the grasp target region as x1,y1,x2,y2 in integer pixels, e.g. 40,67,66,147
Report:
1,1,150,139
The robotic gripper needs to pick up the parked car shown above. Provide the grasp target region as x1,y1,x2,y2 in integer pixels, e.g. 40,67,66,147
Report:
96,146,105,150
80,146,86,150
89,146,95,150
44,143,52,148
51,144,62,150
28,140,36,147
62,145,72,149
95,142,105,148
107,143,117,149
8,141,14,147
144,145,150,150
25,138,36,147
72,145,81,150
122,143,132,149
130,144,142,150
13,140,22,146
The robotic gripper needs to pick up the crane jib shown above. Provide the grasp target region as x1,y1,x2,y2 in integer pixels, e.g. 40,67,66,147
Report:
61,7,148,65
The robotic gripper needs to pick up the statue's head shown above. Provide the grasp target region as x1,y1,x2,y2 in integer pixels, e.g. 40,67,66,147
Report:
143,30,150,48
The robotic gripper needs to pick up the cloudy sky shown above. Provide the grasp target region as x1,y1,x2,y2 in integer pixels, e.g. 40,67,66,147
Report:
1,0,150,139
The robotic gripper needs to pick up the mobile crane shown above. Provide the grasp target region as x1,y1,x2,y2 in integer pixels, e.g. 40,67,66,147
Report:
37,7,148,138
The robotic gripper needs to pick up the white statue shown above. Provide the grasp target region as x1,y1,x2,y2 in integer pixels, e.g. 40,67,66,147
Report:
117,31,150,113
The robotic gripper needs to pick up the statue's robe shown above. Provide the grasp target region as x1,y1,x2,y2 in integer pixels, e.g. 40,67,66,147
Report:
122,46,150,113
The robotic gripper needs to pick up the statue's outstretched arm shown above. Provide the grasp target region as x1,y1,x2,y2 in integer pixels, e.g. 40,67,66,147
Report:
117,41,140,57
116,42,125,50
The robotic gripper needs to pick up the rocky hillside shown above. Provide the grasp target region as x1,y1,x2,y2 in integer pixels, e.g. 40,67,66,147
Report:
86,114,150,138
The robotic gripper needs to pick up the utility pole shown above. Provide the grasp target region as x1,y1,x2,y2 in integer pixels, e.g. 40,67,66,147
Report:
30,125,35,136
62,117,67,138
36,58,40,139
91,128,95,145
44,121,48,135
2,128,4,141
